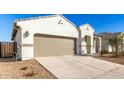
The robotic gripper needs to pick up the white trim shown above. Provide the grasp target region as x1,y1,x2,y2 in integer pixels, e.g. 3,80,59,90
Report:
79,23,95,31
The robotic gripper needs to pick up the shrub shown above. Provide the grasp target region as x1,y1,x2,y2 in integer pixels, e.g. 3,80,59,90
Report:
25,71,36,77
20,66,28,70
111,51,124,58
118,51,124,57
100,50,108,56
17,58,21,61
120,51,124,56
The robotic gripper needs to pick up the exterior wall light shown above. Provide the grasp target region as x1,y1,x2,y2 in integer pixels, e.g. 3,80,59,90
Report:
23,31,30,38
58,20,63,25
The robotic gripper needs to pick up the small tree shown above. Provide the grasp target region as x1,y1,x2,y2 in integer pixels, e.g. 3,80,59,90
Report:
108,34,123,57
108,36,118,57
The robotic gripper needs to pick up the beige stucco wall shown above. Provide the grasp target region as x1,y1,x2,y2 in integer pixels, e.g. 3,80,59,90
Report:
15,15,79,60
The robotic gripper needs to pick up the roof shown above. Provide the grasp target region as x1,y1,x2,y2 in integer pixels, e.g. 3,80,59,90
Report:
98,32,113,39
11,23,21,40
14,14,77,27
98,32,124,40
94,32,102,37
11,14,77,40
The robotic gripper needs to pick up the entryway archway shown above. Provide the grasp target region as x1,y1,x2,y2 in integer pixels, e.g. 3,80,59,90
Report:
84,35,91,54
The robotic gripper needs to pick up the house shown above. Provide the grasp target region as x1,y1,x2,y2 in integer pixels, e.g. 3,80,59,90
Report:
99,32,124,53
11,15,101,60
11,15,79,60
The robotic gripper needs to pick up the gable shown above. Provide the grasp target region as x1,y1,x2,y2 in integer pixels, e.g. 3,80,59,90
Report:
79,24,95,32
12,15,78,40
16,14,77,28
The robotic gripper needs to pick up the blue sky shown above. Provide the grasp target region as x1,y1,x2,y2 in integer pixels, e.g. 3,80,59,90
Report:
0,14,124,41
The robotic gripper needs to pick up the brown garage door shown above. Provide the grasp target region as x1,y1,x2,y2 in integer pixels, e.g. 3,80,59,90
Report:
34,34,76,57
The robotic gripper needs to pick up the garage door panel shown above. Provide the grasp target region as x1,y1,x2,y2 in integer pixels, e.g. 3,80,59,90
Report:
34,34,76,57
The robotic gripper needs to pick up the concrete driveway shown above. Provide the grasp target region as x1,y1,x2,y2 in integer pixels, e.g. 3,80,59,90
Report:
35,55,124,79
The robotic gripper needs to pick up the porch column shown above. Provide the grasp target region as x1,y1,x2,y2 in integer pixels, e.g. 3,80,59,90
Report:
99,37,101,52
91,36,94,54
123,36,124,51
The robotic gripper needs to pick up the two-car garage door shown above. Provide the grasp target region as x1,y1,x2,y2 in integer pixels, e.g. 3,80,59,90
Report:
34,34,76,57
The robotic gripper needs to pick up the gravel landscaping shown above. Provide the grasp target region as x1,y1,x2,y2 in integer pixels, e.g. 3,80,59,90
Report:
0,59,57,79
93,54,124,65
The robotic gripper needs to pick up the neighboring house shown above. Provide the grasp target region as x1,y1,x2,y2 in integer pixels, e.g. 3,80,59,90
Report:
93,33,102,54
99,32,124,52
11,15,101,60
99,32,113,52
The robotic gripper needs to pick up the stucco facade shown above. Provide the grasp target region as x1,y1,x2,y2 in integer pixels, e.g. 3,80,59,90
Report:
12,15,79,60
12,15,101,60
